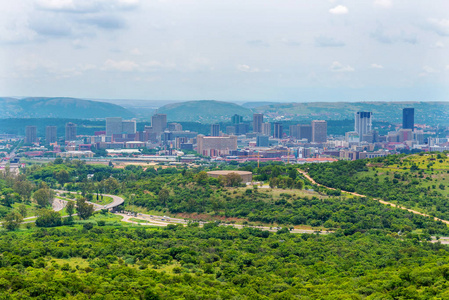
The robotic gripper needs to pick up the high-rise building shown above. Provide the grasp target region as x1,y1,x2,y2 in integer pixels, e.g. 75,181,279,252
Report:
355,112,372,137
45,126,57,144
299,124,312,142
232,114,243,124
151,114,167,133
403,108,414,130
210,124,220,136
273,122,283,139
256,135,269,147
106,117,123,136
253,113,263,133
196,135,237,157
25,126,37,144
122,120,136,134
106,118,136,136
65,123,77,141
289,125,300,139
312,120,327,143
262,122,271,136
168,123,183,131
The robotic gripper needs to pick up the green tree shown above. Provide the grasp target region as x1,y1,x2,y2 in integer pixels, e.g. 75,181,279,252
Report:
76,198,95,220
66,201,75,218
35,209,62,227
18,204,27,218
158,188,170,206
55,169,70,185
3,211,23,231
33,188,54,208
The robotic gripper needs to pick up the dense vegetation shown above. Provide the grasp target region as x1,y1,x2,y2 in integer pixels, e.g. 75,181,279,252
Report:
2,224,449,299
305,153,449,220
2,155,449,298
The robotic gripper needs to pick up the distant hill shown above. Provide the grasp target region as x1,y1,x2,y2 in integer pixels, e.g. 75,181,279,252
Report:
0,97,135,119
253,101,449,125
241,101,278,108
156,100,253,122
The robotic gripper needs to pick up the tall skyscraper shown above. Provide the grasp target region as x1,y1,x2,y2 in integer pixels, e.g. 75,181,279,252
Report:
311,120,327,143
289,125,300,139
151,114,167,133
262,123,271,136
45,126,57,144
299,124,313,142
106,117,123,136
253,113,263,133
273,122,283,139
106,117,136,136
122,120,136,134
355,112,372,137
231,114,243,124
65,122,77,141
210,124,220,136
403,108,414,130
25,126,37,144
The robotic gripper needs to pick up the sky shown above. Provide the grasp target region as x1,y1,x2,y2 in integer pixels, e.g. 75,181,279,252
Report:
0,0,449,102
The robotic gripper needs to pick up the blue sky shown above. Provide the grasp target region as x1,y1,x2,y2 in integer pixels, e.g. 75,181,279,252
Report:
0,0,448,102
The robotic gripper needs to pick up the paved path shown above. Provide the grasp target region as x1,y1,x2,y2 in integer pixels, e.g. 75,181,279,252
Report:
116,211,331,234
298,169,449,225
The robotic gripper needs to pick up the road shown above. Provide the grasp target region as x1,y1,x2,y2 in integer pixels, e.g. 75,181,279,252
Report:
298,169,449,225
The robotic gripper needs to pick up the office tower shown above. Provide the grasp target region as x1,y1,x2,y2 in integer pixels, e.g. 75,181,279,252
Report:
196,135,238,157
232,114,243,124
45,126,57,144
299,124,313,142
256,135,269,147
151,114,167,133
168,123,183,131
106,117,123,136
122,120,136,134
25,126,37,144
403,108,414,129
210,124,220,136
273,122,283,139
253,113,263,133
355,112,372,137
289,125,300,139
65,123,77,141
311,120,327,143
262,122,271,136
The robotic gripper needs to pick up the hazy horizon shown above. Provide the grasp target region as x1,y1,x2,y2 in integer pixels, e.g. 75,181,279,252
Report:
1,1,449,102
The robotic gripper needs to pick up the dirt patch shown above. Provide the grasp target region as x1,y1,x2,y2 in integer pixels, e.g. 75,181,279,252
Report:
174,212,247,223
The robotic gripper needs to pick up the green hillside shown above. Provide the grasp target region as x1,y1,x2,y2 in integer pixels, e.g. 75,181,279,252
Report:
156,100,253,122
253,101,449,125
0,97,135,119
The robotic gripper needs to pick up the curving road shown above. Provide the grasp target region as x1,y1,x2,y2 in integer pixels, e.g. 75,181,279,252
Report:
298,169,449,225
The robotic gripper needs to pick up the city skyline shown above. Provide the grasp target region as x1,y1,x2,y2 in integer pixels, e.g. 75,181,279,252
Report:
1,1,448,102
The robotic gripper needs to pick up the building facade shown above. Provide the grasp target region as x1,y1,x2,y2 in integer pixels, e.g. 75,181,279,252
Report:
253,113,263,133
25,126,37,144
65,123,77,141
45,126,57,144
196,135,237,157
312,120,327,143
403,108,414,129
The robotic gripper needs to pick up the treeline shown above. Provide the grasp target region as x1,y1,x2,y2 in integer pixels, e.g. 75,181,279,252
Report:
305,155,449,220
0,225,449,298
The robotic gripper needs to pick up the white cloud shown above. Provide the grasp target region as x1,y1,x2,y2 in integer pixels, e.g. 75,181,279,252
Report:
431,41,445,49
330,61,354,72
237,64,260,73
423,65,438,73
103,59,139,72
130,48,142,55
329,5,348,15
370,63,384,69
374,0,392,8
315,36,345,47
426,18,449,36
